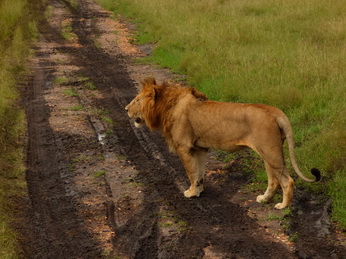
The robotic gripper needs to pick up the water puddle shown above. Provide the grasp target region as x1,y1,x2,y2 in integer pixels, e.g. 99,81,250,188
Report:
97,133,106,145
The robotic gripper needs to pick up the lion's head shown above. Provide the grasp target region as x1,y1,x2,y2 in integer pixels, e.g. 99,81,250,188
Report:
125,90,144,128
125,77,208,131
125,77,157,128
125,94,144,128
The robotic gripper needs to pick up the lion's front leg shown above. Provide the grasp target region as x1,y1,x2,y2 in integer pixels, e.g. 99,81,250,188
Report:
176,146,207,198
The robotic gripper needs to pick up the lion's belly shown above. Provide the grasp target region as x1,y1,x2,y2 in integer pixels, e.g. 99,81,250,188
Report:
195,137,246,153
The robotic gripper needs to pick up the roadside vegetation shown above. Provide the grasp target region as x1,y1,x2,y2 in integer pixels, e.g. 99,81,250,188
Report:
96,0,346,228
0,0,43,257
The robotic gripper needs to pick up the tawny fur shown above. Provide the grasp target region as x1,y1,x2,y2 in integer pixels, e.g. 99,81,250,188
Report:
125,77,320,209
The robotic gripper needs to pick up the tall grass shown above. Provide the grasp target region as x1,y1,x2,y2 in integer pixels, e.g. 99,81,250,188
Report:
0,0,42,257
96,0,346,228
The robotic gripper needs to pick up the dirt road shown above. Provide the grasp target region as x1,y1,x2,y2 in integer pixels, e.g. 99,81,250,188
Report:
19,0,346,258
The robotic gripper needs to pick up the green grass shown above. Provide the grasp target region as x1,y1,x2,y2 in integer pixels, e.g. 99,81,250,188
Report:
93,170,106,179
84,81,97,90
0,0,44,257
68,105,84,111
63,87,79,97
265,213,282,221
101,115,114,126
96,0,346,229
66,0,78,8
61,21,77,41
330,170,346,227
54,77,69,85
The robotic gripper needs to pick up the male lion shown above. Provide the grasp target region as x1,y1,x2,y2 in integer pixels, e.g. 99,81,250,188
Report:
125,77,320,209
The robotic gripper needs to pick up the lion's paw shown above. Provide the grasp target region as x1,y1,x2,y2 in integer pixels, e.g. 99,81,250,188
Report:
274,203,287,210
196,184,204,194
256,195,267,203
184,188,200,198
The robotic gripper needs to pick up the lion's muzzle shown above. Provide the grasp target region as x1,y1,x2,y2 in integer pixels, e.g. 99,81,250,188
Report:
134,117,143,128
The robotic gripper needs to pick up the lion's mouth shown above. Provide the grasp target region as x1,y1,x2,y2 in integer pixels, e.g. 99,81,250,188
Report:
134,117,143,128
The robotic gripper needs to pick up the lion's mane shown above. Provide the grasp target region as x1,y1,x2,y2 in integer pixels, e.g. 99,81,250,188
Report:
141,78,207,141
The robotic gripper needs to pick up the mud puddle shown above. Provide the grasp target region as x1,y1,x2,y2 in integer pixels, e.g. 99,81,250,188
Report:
19,0,345,258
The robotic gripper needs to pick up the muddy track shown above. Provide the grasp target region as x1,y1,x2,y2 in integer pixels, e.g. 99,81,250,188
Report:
20,0,346,258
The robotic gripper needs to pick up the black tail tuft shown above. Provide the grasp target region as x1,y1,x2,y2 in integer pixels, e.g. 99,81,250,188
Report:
311,168,321,182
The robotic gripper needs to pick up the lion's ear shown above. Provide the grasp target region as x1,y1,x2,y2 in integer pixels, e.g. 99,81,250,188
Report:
144,86,158,100
141,77,157,86
151,87,158,101
191,88,208,101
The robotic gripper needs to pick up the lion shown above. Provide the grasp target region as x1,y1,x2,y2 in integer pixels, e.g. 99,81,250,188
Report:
125,77,321,209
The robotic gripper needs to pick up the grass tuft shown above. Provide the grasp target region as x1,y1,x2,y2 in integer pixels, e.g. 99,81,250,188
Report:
93,170,106,179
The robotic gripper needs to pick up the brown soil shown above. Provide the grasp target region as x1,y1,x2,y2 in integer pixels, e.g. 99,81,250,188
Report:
18,0,346,258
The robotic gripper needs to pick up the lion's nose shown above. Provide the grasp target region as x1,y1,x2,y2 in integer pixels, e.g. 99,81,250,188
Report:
125,105,128,111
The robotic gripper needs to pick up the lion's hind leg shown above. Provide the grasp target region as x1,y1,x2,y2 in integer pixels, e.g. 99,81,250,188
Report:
274,167,294,209
257,162,294,209
256,161,280,204
252,141,294,209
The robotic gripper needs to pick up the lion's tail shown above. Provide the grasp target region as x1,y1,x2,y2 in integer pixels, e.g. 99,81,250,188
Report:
277,116,321,183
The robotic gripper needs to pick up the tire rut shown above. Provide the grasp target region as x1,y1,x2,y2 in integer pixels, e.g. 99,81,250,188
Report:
20,0,346,258
24,36,103,258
